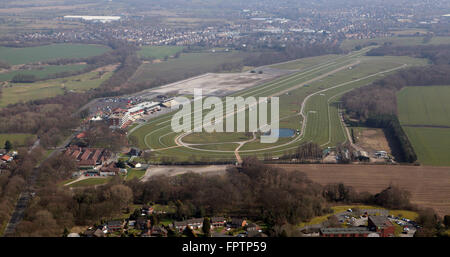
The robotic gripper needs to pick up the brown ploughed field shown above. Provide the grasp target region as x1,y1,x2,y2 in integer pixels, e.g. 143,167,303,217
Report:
273,164,450,216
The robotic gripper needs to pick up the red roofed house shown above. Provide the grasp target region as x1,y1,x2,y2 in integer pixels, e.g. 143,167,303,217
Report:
1,155,12,162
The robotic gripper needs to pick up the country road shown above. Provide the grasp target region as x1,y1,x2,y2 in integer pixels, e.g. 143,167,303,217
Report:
2,131,76,236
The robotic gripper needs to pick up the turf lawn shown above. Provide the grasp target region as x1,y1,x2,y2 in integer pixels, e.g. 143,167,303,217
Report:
0,44,110,65
397,86,450,166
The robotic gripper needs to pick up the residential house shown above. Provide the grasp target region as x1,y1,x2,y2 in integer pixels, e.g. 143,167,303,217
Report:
151,225,168,237
211,217,226,228
127,220,136,229
106,220,124,232
142,205,154,215
245,223,260,232
84,228,105,237
1,155,13,163
229,218,247,228
136,217,150,231
173,218,203,232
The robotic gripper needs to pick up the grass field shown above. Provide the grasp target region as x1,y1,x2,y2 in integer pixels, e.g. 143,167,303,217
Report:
129,51,244,85
0,64,87,82
126,169,146,181
129,47,428,162
340,36,450,51
0,44,110,65
0,68,114,107
403,127,450,166
397,86,450,166
69,177,112,188
277,164,450,216
137,46,184,60
0,133,35,147
397,86,450,127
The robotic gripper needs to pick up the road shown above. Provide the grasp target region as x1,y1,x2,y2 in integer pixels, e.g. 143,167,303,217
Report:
2,129,76,236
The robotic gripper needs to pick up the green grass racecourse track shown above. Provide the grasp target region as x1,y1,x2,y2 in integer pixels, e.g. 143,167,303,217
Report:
129,47,427,162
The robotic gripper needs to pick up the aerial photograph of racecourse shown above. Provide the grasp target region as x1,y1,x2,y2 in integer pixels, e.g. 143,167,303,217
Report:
0,0,449,244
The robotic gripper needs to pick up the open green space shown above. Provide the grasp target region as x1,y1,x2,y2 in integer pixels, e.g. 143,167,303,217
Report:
0,133,36,147
129,51,244,85
402,127,450,166
126,169,146,181
397,86,450,127
0,64,87,82
69,177,112,188
0,44,110,65
0,69,113,107
397,86,450,166
138,45,184,60
340,36,450,51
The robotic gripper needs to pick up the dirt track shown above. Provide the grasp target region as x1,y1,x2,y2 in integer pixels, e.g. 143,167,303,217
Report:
273,164,450,216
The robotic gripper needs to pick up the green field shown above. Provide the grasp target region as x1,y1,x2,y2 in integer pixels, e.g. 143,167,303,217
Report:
0,44,110,65
340,36,450,51
397,86,450,166
126,169,146,181
0,64,87,82
0,133,36,147
397,86,450,127
129,51,244,85
69,177,112,188
403,127,450,166
138,46,184,60
129,47,428,162
0,69,114,107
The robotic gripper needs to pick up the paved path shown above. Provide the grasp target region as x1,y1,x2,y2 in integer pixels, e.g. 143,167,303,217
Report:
234,133,257,164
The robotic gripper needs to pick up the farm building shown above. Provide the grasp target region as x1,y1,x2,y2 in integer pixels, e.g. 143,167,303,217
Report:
375,151,388,159
355,150,370,161
64,146,111,168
